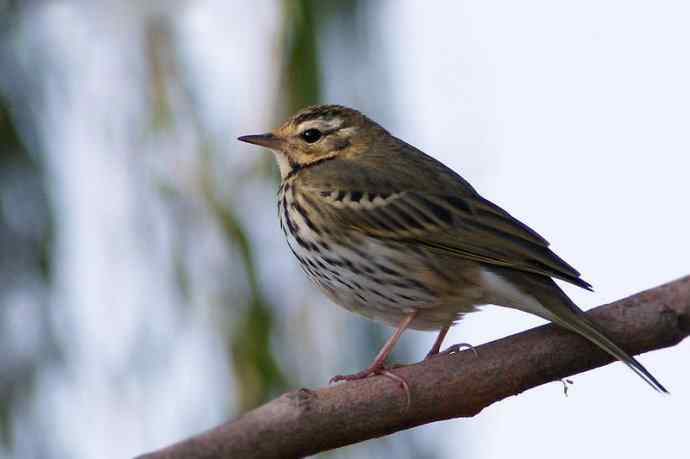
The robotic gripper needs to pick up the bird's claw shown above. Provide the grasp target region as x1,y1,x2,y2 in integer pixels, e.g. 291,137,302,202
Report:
426,342,478,359
329,365,412,414
329,368,378,384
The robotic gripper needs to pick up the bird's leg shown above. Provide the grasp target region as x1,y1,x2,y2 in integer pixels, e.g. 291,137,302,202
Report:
425,325,477,359
330,311,417,384
425,325,450,359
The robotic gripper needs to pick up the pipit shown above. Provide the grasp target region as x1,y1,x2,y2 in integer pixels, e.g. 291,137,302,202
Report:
238,105,666,393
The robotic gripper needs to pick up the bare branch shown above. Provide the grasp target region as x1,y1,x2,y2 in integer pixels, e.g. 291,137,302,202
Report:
138,276,690,459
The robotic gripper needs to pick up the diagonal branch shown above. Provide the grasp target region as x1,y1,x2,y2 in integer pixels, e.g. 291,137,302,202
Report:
138,276,690,459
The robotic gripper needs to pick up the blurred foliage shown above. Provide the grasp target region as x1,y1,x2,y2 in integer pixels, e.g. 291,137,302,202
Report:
0,94,56,450
145,18,175,132
281,0,363,114
282,0,323,114
143,16,290,412
203,174,289,412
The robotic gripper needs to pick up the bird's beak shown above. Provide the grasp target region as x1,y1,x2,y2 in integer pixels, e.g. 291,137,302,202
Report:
237,133,284,150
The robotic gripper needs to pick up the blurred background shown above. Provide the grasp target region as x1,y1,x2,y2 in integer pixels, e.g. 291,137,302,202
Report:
1,1,688,458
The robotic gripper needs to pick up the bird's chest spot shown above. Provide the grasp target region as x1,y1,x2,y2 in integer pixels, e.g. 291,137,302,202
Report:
278,193,439,313
278,185,322,259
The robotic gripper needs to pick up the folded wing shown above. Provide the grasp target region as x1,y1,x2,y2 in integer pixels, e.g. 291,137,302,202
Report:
300,185,592,291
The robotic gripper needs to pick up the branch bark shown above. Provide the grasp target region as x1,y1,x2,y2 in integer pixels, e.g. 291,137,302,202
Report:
139,276,690,459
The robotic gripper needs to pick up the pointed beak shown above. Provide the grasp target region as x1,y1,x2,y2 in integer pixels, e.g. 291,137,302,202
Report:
237,132,283,149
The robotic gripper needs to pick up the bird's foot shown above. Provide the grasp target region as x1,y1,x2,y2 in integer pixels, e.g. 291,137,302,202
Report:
425,342,477,360
329,367,380,384
329,361,407,383
330,364,412,413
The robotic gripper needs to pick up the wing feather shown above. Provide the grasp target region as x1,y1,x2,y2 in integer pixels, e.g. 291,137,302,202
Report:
299,185,592,290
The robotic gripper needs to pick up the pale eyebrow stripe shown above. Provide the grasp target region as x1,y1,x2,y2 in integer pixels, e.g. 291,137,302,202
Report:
297,117,344,132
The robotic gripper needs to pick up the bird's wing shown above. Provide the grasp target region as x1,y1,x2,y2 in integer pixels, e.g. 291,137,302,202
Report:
298,180,592,291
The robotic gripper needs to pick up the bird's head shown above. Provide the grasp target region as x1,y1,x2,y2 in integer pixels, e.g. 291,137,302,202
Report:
238,105,385,179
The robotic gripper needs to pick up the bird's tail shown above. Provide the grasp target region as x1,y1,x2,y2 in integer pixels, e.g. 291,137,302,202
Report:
491,268,668,393
550,307,668,393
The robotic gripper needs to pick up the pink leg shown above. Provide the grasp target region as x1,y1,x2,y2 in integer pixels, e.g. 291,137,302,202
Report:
425,325,450,359
425,325,477,359
330,311,418,383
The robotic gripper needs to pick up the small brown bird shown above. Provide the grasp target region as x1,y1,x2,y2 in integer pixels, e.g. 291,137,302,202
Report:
238,104,666,392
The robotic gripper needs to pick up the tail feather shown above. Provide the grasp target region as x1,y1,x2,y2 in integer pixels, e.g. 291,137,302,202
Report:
552,311,668,393
488,268,668,393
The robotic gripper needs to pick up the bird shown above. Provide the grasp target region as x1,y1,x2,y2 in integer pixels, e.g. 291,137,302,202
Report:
238,104,667,393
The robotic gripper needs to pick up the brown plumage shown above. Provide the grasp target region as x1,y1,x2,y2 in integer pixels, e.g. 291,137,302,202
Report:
238,104,666,392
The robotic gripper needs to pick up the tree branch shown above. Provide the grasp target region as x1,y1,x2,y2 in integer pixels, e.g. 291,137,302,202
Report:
138,276,690,459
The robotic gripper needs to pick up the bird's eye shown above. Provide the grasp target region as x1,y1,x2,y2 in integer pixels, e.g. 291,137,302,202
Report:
300,128,322,143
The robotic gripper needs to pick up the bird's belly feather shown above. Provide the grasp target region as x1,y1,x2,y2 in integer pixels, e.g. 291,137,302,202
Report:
280,193,484,330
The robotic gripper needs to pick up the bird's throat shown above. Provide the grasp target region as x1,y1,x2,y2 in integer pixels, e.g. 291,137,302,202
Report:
282,154,338,181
